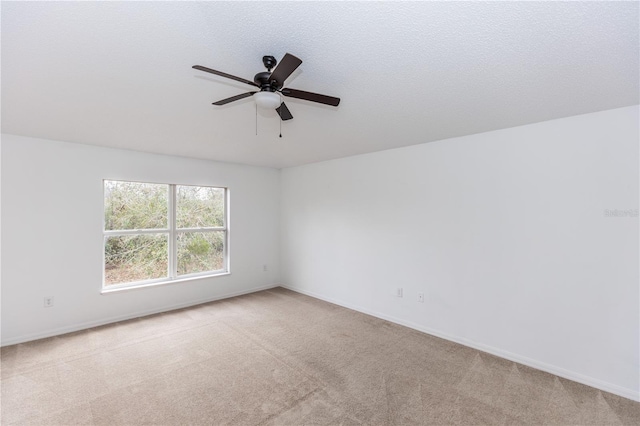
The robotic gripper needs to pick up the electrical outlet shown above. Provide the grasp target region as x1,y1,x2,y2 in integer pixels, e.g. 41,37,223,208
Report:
263,264,268,272
396,287,403,298
44,297,54,308
418,292,425,303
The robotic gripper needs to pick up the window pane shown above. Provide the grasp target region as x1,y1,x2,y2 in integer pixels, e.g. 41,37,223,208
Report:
177,231,224,275
104,234,168,285
176,186,224,228
104,181,168,230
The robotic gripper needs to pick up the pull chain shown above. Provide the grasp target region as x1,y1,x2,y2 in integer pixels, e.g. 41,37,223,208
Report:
255,104,258,136
279,94,283,138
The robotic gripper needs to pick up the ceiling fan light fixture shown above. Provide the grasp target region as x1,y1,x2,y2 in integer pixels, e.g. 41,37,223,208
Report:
253,91,281,109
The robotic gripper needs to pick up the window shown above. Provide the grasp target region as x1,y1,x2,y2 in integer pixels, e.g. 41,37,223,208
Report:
103,180,228,289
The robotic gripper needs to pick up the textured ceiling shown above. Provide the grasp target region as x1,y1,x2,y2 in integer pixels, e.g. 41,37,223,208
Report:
2,1,638,168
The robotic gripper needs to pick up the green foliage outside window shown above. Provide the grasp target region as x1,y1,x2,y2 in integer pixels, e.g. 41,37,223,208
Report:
104,181,226,286
177,186,224,228
104,181,167,230
105,234,168,284
177,232,224,276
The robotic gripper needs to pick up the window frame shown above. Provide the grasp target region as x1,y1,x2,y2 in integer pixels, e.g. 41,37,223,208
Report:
102,180,229,292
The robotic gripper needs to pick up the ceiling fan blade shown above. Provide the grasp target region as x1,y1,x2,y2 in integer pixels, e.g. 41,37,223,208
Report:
276,102,293,121
212,91,257,106
281,88,340,107
193,65,258,87
269,53,302,87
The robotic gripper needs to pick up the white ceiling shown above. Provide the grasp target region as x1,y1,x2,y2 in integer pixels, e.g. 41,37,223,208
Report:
2,1,638,169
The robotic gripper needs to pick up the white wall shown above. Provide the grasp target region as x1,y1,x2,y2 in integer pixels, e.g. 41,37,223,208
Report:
1,134,280,345
280,105,639,400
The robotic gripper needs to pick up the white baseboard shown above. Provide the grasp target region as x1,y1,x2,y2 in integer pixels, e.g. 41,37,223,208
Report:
1,284,279,347
280,285,640,402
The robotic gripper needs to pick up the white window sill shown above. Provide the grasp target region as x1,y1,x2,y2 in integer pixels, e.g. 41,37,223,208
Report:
101,272,230,295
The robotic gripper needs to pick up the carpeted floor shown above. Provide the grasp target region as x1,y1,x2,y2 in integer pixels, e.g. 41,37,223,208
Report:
1,287,639,425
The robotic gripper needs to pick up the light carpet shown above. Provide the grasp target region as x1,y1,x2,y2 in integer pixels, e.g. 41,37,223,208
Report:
1,287,639,425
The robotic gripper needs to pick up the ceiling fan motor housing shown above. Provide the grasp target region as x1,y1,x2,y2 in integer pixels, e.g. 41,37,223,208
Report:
254,71,276,91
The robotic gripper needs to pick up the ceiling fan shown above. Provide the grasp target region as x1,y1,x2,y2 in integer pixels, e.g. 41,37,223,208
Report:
192,53,340,121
